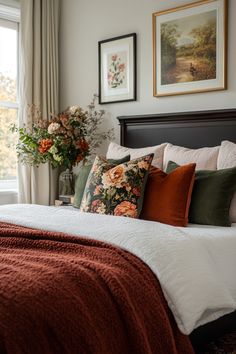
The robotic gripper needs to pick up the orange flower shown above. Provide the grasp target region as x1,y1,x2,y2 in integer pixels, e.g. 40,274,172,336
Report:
114,201,138,218
94,185,102,196
38,139,53,154
76,154,84,163
102,165,126,189
76,139,89,152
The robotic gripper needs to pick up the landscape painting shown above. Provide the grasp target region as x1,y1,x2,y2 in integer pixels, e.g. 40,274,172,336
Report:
153,0,227,96
161,10,216,85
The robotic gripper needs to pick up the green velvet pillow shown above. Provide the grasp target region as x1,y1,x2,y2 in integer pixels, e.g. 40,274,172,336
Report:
166,161,236,226
73,155,130,209
80,154,153,218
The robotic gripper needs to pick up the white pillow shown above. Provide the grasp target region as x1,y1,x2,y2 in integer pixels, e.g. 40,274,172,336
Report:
106,142,167,169
217,140,236,223
163,143,219,171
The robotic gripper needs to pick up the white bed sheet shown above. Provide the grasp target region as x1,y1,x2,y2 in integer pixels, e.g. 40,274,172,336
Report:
0,204,236,335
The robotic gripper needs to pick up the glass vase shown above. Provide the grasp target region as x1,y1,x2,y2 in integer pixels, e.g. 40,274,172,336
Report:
59,168,74,197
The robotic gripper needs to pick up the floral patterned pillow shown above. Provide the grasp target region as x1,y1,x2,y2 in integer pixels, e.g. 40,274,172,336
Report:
80,154,153,218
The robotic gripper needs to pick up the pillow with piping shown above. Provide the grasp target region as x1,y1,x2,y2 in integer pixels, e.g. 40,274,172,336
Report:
73,155,130,209
163,143,219,171
80,154,153,218
106,141,167,169
217,141,236,223
140,163,196,227
167,160,236,227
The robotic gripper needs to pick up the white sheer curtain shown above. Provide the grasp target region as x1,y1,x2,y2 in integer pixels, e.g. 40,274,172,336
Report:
18,0,60,205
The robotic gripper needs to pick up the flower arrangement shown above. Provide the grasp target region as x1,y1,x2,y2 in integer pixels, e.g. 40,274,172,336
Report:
108,54,126,89
12,95,114,170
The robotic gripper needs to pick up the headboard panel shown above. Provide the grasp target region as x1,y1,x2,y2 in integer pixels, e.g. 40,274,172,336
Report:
117,108,236,343
117,109,236,149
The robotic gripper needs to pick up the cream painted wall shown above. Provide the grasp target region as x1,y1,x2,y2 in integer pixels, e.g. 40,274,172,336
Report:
60,0,236,150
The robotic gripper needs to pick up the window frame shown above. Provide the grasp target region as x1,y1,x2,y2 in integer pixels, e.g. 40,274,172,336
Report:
0,4,20,192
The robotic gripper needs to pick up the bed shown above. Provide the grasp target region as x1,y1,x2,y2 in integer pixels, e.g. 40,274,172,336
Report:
118,107,236,348
0,108,236,353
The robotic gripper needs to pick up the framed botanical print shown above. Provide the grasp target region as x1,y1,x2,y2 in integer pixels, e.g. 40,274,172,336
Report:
98,33,137,104
153,0,227,97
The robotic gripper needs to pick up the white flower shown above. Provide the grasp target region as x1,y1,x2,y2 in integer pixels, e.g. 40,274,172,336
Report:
53,154,62,162
69,106,80,115
48,145,58,154
48,122,60,134
138,160,149,170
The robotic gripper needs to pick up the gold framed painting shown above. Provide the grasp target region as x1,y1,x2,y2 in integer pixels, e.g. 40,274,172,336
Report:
152,0,228,97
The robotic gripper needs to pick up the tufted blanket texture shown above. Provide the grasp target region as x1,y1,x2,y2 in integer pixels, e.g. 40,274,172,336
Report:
0,222,193,354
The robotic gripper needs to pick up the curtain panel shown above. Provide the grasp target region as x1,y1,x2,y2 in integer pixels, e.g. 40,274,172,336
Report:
18,0,60,205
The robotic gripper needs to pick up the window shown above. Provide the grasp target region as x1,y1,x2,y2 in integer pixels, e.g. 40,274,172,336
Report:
0,3,20,191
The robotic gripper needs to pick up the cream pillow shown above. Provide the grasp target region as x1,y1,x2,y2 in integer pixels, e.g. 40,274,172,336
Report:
217,140,236,223
163,143,219,171
106,142,167,169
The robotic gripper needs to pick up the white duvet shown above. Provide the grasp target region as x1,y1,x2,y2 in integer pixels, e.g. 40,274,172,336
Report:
0,204,236,335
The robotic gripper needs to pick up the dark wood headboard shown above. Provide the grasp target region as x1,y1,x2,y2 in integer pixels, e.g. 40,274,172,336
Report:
117,108,236,148
118,107,236,346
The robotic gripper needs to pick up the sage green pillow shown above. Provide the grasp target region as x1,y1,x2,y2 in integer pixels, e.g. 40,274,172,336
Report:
73,155,130,209
166,161,236,226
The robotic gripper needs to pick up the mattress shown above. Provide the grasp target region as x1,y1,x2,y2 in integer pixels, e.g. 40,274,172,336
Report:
0,203,236,335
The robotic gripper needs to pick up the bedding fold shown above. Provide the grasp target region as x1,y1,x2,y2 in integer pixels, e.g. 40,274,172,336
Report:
0,222,193,354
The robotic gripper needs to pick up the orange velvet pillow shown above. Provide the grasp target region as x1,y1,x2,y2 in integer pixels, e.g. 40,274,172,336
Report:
140,163,196,227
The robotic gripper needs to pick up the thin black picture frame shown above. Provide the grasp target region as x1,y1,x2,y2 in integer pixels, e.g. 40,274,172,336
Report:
98,33,137,104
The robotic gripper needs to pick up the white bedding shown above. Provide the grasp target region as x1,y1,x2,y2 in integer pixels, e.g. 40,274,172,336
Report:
0,204,236,335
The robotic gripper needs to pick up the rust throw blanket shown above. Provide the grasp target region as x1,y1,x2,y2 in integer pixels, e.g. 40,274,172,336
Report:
0,222,194,354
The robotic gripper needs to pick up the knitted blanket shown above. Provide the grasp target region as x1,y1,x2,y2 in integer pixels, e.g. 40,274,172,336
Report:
0,222,194,354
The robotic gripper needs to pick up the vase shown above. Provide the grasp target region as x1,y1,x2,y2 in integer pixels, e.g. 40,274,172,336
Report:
59,168,75,197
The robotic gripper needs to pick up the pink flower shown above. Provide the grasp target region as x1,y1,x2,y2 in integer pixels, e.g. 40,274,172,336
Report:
132,187,141,197
91,200,106,214
114,201,138,218
112,54,118,61
118,63,125,72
